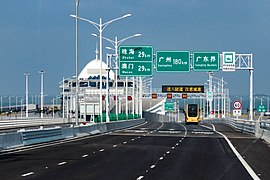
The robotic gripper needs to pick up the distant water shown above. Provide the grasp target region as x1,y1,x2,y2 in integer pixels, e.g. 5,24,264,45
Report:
0,95,61,108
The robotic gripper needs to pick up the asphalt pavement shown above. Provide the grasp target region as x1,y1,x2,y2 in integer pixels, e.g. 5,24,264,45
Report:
0,121,269,180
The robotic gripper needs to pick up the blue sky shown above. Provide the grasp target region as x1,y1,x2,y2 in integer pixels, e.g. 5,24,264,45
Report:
0,0,270,97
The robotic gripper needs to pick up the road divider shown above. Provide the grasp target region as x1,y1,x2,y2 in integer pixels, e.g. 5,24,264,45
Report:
0,118,145,151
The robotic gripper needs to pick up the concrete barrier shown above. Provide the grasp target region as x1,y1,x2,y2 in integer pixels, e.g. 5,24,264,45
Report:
0,118,145,151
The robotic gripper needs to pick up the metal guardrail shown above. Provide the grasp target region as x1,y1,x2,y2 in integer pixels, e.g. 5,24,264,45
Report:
0,118,145,151
204,118,256,134
205,118,270,134
260,121,270,131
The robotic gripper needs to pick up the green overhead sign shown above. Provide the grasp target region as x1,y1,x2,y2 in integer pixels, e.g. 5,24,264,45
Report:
156,51,190,72
119,46,153,76
258,105,266,112
164,102,175,111
193,52,220,71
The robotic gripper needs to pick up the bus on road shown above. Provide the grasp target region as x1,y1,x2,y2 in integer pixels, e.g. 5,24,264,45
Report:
185,104,199,124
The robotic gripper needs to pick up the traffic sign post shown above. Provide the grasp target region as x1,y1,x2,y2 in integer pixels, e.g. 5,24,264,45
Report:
164,102,174,111
207,91,213,101
222,52,236,71
258,105,266,113
233,100,242,110
156,51,190,72
119,46,153,76
193,52,219,71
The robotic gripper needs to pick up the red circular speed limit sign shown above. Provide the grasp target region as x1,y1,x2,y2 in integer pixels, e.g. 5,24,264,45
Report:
233,101,242,109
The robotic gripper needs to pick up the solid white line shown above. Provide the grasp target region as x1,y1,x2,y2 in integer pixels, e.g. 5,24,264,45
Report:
137,175,144,180
58,162,66,166
82,154,88,158
202,124,260,180
21,172,34,177
180,123,188,136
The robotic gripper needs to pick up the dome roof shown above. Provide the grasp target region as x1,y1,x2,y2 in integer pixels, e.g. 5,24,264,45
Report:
79,59,115,80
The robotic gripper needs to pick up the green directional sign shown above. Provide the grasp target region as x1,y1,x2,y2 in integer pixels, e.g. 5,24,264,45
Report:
193,52,219,71
258,105,266,112
119,46,153,76
164,102,175,111
156,51,190,72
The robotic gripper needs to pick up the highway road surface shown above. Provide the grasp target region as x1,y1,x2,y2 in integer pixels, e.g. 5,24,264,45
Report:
0,121,269,180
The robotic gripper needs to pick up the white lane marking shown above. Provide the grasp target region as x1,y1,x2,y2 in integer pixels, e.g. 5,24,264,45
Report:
172,147,175,149
113,145,117,148
99,149,105,152
82,154,88,158
202,124,260,180
159,157,164,160
176,143,179,146
137,175,144,180
150,165,155,169
123,141,127,144
138,137,141,139
93,151,96,154
131,139,135,141
166,151,170,154
180,123,188,136
58,162,67,166
157,121,164,130
21,172,34,177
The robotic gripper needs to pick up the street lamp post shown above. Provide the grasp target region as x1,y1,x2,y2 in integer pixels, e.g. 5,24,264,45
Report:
24,73,30,118
73,0,80,125
93,33,141,121
1,96,6,112
71,13,131,123
39,71,45,119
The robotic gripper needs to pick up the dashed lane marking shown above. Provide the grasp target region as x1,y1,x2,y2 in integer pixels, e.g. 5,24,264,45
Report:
137,175,144,180
99,149,105,152
82,154,88,158
150,165,156,169
58,162,67,166
159,157,164,160
21,172,34,177
113,145,117,148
